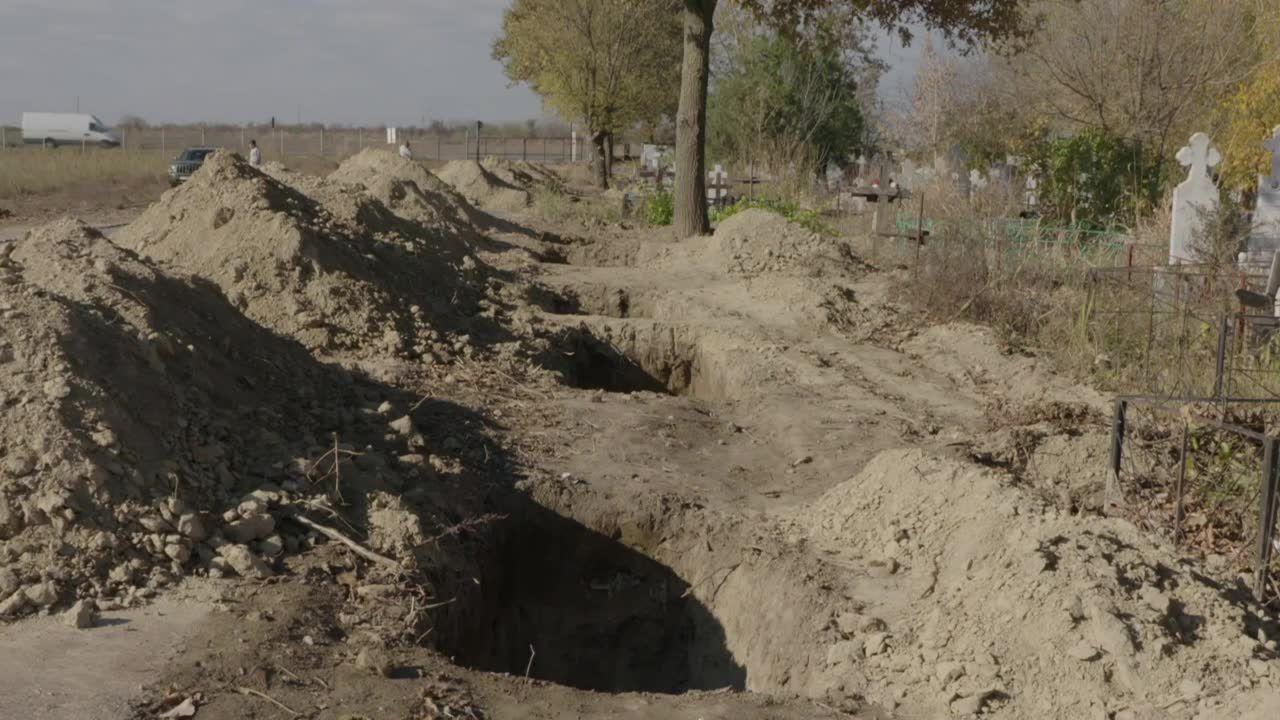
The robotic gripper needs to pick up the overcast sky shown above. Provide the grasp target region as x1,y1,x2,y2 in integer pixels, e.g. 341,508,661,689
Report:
0,0,927,127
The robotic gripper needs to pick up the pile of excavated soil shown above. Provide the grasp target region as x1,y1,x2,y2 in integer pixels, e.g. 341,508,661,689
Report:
0,220,402,616
641,209,863,278
801,449,1280,719
482,159,566,193
437,160,531,213
115,152,488,361
329,149,486,236
903,322,1110,412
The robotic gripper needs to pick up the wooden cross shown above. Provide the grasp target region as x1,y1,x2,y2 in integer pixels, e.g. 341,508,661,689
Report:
707,164,729,206
1264,126,1280,185
1176,132,1221,182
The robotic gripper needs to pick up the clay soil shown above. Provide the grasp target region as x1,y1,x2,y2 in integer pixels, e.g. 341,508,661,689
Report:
2,152,1279,720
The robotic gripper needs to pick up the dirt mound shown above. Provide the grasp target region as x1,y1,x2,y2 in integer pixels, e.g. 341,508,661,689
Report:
482,159,565,192
437,160,531,213
329,149,485,236
903,322,1111,412
0,219,386,614
115,151,488,360
802,449,1280,719
641,209,862,278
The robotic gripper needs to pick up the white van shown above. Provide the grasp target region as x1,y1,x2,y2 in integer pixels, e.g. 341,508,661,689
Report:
21,112,120,148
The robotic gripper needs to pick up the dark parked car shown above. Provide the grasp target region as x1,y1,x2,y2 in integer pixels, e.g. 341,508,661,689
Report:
168,147,220,186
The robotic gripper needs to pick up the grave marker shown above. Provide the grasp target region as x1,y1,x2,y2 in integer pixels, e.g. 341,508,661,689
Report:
707,164,730,207
1252,127,1280,258
1169,132,1221,264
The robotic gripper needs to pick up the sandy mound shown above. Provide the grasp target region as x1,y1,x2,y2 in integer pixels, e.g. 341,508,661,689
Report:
482,159,565,193
329,149,485,236
0,219,391,613
802,449,1280,719
437,160,531,213
115,151,487,360
641,209,862,277
903,322,1111,413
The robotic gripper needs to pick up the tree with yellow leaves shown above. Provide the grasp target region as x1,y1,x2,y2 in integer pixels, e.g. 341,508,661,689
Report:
1218,4,1280,191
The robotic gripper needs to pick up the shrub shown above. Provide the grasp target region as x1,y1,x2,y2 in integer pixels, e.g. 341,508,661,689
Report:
645,191,674,226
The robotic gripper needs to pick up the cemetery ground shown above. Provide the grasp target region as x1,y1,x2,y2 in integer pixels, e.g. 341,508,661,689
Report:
2,152,1280,720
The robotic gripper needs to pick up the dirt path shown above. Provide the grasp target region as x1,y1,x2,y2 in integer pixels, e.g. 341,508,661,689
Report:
0,584,217,720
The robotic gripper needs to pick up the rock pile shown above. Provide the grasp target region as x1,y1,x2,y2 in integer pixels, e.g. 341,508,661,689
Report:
115,151,488,361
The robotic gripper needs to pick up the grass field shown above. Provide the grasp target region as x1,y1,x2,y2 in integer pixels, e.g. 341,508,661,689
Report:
0,148,168,199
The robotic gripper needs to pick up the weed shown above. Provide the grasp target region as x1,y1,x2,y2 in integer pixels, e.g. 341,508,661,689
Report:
644,191,674,226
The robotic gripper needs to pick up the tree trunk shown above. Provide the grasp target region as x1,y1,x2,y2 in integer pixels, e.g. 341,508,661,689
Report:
592,131,609,190
604,132,614,179
674,0,717,237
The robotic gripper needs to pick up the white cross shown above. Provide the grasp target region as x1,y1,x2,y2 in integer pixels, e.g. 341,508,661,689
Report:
1264,126,1280,185
1176,132,1221,181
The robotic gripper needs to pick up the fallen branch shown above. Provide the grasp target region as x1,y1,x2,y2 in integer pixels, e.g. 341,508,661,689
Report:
288,514,400,571
236,687,299,716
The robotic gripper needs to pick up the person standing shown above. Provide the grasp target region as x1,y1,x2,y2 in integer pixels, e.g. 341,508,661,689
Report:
399,140,412,160
248,139,262,167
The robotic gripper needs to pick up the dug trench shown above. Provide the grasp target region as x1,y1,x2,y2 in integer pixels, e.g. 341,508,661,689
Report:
431,480,847,701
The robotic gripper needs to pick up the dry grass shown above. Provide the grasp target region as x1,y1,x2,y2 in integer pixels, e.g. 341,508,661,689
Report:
0,148,168,199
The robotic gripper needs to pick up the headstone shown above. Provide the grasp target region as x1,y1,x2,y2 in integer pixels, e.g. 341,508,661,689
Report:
386,127,397,144
706,164,729,206
856,155,868,181
900,160,918,191
1250,126,1280,258
969,169,988,194
1024,175,1039,209
1169,132,1221,264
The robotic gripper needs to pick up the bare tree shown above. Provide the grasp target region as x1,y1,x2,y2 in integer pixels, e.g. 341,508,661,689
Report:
1003,0,1254,156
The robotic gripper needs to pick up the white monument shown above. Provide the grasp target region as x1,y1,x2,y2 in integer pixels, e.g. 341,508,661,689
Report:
969,169,988,194
386,127,397,144
1169,132,1221,264
1251,126,1280,257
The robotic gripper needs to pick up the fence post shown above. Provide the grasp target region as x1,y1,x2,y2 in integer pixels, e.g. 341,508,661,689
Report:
1,126,5,151
320,127,325,157
522,137,527,162
241,127,245,150
1255,437,1280,598
436,135,441,160
161,126,166,154
1214,313,1229,404
1174,421,1190,543
1107,399,1128,515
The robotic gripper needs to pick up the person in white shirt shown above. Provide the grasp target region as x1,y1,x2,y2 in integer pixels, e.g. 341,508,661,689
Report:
248,140,262,167
399,141,412,160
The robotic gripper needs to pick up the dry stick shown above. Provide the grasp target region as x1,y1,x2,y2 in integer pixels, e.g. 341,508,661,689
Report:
236,687,300,716
289,514,400,570
331,432,344,504
523,644,536,684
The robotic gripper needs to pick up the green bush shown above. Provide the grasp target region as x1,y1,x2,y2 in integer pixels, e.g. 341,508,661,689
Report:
646,191,674,226
710,197,830,235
